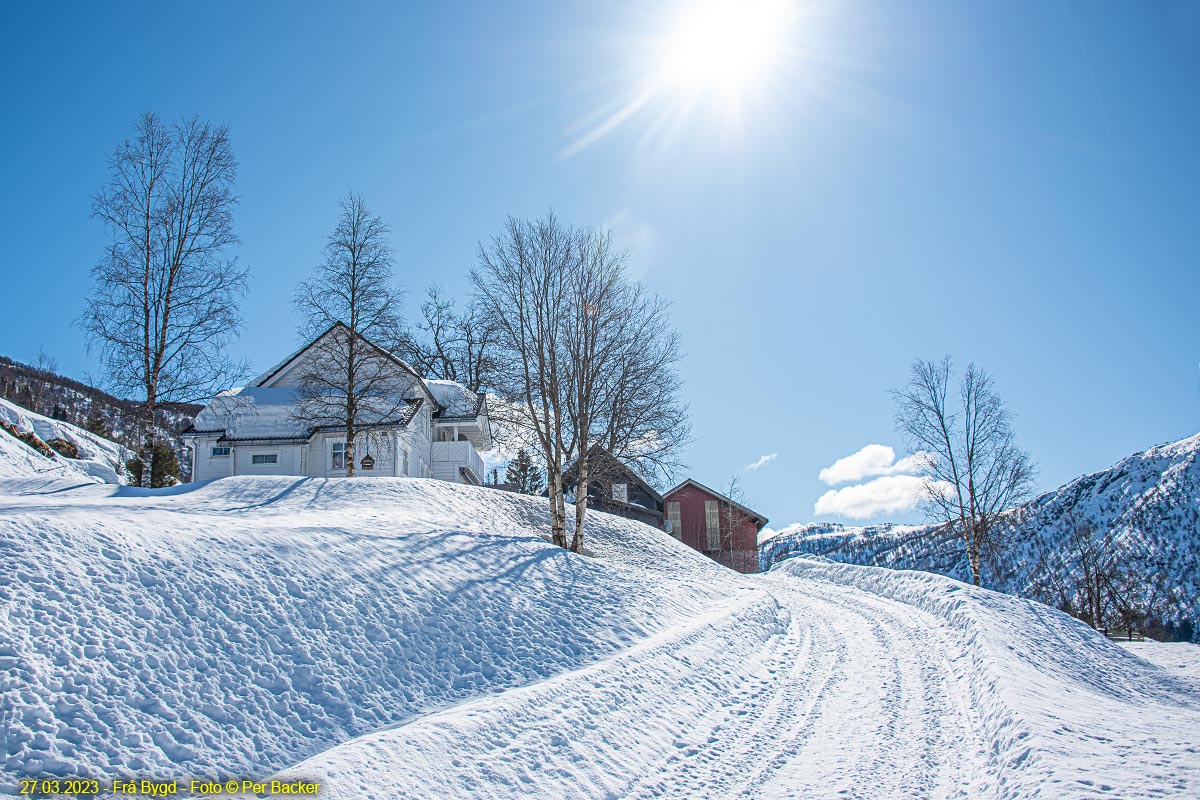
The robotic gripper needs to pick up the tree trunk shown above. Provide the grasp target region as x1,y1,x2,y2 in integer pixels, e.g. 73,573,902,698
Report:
968,521,982,587
140,398,156,488
547,466,568,549
570,457,589,554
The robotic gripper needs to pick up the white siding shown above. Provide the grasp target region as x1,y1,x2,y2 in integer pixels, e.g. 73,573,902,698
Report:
234,445,301,476
193,437,234,481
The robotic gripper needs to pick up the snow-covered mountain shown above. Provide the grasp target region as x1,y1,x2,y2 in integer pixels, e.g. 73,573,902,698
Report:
3,465,1199,798
761,432,1200,638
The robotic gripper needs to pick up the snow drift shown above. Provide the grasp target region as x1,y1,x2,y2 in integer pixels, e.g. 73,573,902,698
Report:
1,475,745,785
3,469,1198,798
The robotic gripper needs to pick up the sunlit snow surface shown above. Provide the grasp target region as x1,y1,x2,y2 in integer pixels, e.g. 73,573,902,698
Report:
2,470,1198,799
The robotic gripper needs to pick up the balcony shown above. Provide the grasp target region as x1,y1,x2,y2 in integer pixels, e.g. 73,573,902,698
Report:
431,440,485,484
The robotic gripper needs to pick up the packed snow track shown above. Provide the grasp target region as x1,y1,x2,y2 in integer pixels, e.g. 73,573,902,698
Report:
3,475,1198,799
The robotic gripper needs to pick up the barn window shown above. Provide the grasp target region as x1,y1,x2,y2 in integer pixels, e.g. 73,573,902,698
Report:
704,500,720,550
666,502,682,539
251,453,278,465
211,446,230,457
331,442,346,470
612,483,628,503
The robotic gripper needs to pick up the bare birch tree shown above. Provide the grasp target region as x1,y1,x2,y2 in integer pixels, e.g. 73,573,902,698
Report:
472,213,689,553
472,214,577,547
564,230,690,552
892,357,1035,586
292,193,409,476
81,112,247,486
401,285,498,393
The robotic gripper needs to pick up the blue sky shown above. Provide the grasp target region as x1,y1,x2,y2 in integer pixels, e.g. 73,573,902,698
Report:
1,1,1197,528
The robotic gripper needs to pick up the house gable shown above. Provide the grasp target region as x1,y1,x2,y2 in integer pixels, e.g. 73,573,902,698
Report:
664,478,768,531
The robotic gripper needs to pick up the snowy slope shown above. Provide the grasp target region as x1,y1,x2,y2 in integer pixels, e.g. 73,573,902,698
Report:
761,432,1200,633
1,475,749,784
0,397,130,483
277,556,1200,800
4,473,1199,798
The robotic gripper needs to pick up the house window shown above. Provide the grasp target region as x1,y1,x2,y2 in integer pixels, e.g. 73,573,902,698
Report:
666,502,682,539
705,500,721,551
251,453,278,465
612,483,628,503
331,442,346,470
211,446,230,457
402,447,409,476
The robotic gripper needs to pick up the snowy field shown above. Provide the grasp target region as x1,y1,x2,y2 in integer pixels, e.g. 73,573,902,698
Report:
3,465,1199,798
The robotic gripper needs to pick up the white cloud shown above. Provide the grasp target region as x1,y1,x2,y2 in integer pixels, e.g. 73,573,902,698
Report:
817,444,929,486
744,452,779,472
813,474,939,520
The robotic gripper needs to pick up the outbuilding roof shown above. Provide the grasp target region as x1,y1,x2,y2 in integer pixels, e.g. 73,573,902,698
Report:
664,478,770,529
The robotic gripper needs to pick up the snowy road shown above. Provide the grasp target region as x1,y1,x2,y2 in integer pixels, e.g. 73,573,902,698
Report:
280,576,994,799
283,560,1200,800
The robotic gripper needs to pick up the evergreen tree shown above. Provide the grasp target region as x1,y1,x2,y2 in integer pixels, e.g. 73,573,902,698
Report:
505,448,544,495
126,440,180,487
84,405,112,439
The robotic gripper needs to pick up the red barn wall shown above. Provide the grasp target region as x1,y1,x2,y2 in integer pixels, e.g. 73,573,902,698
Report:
664,484,760,574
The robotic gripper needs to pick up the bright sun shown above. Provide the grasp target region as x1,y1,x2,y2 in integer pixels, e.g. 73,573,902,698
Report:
656,0,790,97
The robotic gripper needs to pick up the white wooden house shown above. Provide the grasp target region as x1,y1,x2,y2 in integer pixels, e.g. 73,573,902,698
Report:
182,323,492,484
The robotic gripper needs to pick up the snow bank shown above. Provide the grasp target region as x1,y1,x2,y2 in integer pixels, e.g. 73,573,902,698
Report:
1,475,744,786
775,557,1200,799
0,397,129,483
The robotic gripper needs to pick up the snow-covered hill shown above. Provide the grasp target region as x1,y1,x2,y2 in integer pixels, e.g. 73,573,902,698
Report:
0,396,131,483
4,470,1199,798
761,432,1200,638
0,355,199,479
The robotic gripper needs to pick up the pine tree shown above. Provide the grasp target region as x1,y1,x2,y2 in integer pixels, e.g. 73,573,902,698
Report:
126,440,180,487
84,404,112,439
505,448,544,495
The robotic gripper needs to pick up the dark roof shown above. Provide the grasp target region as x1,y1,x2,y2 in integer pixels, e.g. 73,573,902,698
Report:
664,478,769,529
562,446,664,504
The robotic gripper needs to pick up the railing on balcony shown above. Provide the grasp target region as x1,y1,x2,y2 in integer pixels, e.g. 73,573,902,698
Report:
431,440,485,484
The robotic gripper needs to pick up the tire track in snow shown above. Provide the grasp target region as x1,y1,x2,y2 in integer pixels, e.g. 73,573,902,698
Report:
278,573,985,800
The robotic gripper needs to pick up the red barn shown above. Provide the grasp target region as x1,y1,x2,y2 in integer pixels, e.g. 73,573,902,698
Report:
663,479,768,574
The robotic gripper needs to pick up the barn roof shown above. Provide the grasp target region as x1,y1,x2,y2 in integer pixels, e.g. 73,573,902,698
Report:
664,478,770,529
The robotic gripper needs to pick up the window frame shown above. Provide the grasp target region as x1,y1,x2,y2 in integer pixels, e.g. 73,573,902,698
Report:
704,500,721,551
331,441,346,471
612,482,629,504
666,501,682,539
251,452,279,466
210,445,231,457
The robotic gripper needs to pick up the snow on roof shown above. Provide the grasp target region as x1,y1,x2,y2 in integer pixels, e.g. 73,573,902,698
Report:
192,386,308,440
425,379,484,419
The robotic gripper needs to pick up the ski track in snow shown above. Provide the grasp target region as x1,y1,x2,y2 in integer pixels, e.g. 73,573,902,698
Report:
2,473,1199,799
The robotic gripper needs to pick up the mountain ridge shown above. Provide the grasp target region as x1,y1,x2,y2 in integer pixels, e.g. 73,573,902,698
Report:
761,430,1200,640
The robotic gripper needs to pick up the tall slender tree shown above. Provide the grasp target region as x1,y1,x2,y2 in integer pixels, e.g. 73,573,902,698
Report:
292,193,409,477
892,357,1035,586
82,113,247,486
